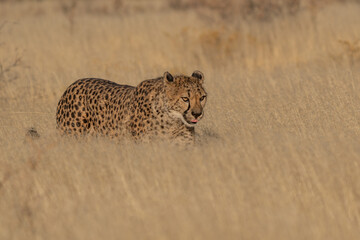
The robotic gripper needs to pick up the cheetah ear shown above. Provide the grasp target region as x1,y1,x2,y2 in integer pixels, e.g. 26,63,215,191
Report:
191,70,204,84
164,71,174,83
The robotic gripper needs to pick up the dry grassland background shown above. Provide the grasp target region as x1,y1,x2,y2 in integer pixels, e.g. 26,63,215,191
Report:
1,0,360,239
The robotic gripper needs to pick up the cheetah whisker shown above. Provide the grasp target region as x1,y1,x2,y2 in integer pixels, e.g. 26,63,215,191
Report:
169,110,195,128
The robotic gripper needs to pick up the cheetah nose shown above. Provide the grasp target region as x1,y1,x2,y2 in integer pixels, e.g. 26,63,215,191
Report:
191,111,202,119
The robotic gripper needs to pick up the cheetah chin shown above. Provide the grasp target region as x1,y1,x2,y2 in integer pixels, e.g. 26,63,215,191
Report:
170,110,197,128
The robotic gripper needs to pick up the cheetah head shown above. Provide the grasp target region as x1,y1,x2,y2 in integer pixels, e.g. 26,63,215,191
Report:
164,71,207,128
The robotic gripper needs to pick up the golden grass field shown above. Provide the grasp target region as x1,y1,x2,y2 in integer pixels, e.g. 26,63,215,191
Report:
1,0,360,239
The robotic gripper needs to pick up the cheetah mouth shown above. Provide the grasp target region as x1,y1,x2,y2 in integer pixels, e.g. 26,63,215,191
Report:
185,118,200,126
169,110,200,128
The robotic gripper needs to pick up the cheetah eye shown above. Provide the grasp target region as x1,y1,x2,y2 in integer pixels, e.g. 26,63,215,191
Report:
200,96,206,101
181,97,189,102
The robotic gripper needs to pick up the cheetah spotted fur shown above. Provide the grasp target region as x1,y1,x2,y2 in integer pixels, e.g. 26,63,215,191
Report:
56,71,207,143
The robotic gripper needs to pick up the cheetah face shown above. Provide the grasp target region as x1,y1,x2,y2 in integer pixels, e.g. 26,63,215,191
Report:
164,71,207,128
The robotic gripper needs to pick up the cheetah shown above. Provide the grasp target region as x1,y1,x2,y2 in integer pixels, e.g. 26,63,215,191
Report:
56,71,207,143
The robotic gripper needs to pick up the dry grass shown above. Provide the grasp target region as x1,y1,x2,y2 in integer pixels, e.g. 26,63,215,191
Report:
1,1,360,239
